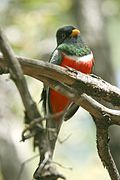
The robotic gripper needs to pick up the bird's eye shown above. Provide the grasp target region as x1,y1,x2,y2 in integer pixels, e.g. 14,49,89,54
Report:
61,33,66,39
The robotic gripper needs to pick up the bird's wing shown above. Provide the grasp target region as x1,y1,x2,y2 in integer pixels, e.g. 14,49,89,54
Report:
40,48,79,154
49,49,63,65
40,49,62,113
63,103,79,121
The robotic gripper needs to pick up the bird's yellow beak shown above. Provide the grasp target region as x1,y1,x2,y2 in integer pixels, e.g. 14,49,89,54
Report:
71,29,80,37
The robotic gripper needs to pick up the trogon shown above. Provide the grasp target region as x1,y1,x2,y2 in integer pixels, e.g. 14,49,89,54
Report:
41,25,94,155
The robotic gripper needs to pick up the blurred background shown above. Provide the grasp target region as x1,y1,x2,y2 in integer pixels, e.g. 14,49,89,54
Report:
0,0,120,179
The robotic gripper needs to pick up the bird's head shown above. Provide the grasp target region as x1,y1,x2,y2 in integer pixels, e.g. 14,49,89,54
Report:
56,25,80,45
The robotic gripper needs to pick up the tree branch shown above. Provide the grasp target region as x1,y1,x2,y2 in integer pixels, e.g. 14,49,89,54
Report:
94,117,120,180
0,31,40,124
0,55,120,126
0,29,120,180
0,55,120,107
0,28,64,180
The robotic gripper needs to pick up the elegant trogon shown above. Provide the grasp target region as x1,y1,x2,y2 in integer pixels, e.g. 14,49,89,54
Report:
41,25,94,154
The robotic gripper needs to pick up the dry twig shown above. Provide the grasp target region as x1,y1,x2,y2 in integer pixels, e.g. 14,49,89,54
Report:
0,28,120,180
0,28,65,180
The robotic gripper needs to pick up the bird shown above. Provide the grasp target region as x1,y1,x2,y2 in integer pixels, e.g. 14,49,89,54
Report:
41,25,94,155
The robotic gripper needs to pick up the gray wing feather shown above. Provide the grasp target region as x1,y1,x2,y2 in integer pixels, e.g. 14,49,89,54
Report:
63,103,79,121
41,48,79,154
40,49,60,114
49,49,62,65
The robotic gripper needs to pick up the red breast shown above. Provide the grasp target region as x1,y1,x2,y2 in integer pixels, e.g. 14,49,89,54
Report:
61,52,94,74
49,53,94,116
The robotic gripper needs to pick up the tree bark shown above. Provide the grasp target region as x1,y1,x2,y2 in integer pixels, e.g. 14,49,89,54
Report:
0,78,29,180
71,0,120,173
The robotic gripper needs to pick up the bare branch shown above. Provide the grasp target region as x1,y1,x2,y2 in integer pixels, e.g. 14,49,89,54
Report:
0,28,40,123
0,28,64,180
94,118,120,180
0,55,120,107
0,55,120,126
0,30,120,180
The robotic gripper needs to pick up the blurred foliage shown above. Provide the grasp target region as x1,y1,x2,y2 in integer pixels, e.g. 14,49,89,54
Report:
0,0,120,70
0,0,74,58
0,0,120,63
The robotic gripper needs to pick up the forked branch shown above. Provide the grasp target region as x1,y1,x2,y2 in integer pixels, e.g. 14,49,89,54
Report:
0,27,120,180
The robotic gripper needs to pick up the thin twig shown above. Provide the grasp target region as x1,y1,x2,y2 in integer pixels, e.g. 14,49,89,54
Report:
0,29,120,180
53,161,73,170
0,27,65,180
21,111,65,142
58,133,72,144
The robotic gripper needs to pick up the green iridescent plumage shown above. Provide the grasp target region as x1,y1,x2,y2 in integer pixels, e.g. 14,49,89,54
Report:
58,43,91,57
57,36,91,57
